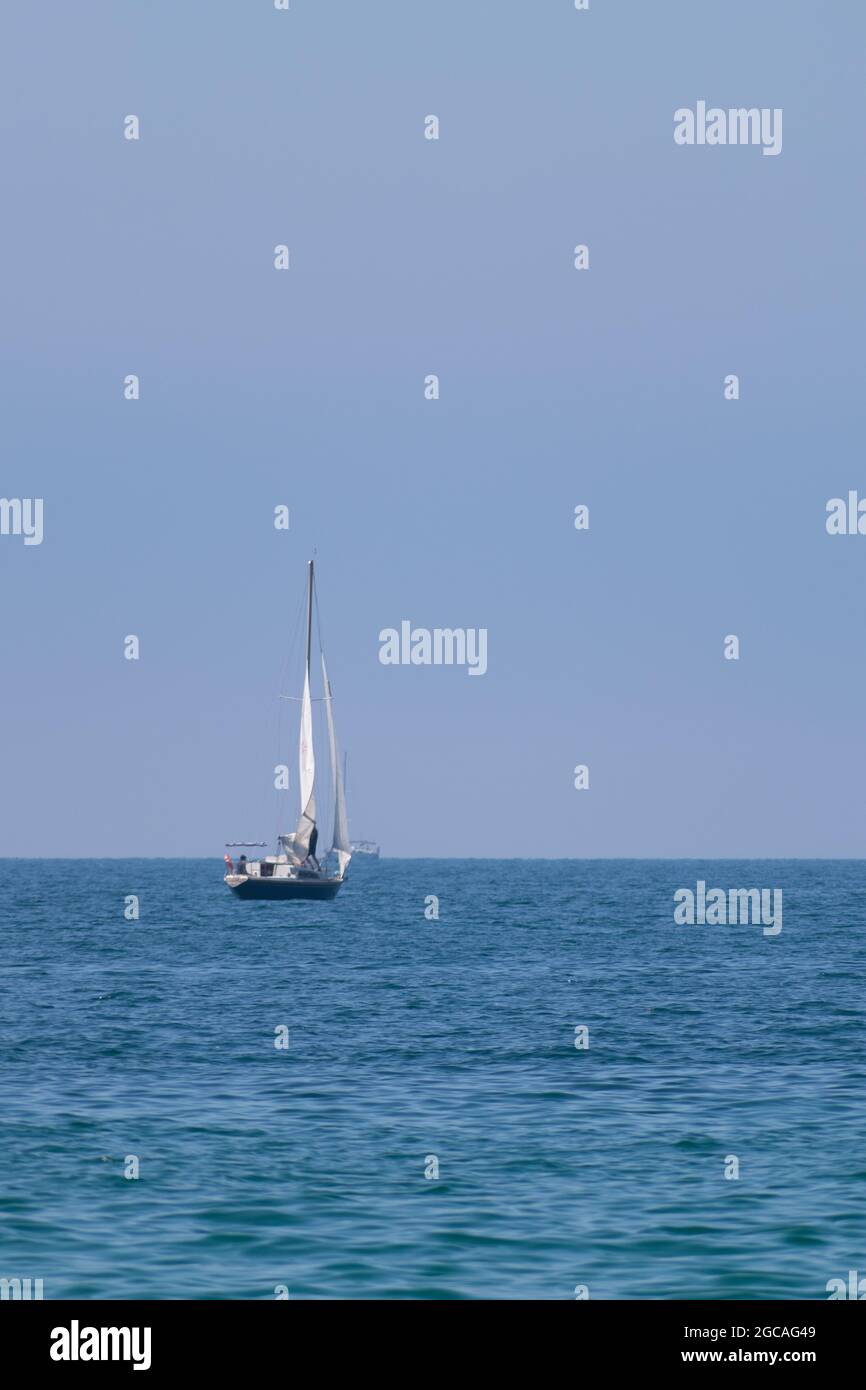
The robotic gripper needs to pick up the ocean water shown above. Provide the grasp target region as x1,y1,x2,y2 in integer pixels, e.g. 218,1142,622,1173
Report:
1,858,865,1300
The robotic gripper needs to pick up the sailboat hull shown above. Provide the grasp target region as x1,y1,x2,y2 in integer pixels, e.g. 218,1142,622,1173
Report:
225,875,344,901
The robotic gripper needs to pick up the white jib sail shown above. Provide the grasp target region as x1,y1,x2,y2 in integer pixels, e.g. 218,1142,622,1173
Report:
289,655,317,865
322,654,351,877
298,667,315,814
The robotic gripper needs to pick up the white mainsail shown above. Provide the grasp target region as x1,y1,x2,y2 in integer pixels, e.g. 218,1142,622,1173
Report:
289,562,317,864
322,654,351,877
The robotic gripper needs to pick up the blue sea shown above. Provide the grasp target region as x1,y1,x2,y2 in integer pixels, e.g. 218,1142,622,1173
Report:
1,859,865,1300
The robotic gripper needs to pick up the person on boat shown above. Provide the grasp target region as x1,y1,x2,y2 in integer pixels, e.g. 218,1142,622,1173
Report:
306,826,319,871
238,853,247,875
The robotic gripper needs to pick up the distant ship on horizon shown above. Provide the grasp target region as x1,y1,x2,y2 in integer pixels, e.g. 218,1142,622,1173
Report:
350,839,380,860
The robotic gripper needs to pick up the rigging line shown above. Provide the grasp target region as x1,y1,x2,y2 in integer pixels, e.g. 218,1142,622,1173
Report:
312,568,341,843
318,682,335,848
313,564,327,663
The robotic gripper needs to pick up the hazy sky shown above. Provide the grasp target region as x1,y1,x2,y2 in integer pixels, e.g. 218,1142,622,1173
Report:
2,1,865,857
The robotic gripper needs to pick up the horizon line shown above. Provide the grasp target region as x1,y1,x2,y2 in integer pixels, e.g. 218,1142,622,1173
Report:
2,855,865,863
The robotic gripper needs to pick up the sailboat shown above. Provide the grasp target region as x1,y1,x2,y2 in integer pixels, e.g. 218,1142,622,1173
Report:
223,560,352,900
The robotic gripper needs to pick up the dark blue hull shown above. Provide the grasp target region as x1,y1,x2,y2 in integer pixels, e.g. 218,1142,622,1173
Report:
227,876,344,901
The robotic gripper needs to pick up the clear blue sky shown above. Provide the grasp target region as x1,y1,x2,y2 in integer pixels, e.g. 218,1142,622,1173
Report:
2,1,865,857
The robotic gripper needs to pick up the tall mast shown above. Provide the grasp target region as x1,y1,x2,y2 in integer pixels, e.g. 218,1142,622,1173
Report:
306,559,314,677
